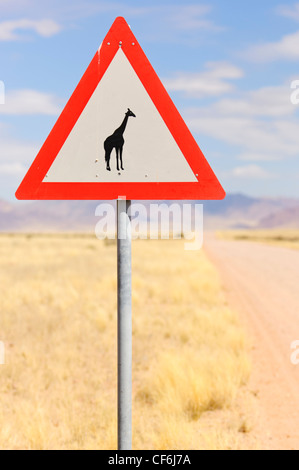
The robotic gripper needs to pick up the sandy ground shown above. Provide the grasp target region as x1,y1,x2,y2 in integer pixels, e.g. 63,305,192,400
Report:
204,234,299,450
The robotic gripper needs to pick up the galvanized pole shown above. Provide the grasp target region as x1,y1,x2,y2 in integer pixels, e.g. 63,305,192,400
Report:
117,199,132,450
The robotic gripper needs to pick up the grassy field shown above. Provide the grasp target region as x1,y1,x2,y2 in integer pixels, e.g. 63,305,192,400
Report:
0,234,252,450
218,229,299,250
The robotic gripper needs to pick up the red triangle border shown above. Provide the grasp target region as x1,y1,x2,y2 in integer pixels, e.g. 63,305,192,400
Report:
15,17,225,201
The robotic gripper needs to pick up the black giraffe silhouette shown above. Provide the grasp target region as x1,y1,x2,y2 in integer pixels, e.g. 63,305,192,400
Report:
104,108,136,171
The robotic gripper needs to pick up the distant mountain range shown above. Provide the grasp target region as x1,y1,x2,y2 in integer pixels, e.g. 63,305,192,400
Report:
1,193,299,232
203,194,299,229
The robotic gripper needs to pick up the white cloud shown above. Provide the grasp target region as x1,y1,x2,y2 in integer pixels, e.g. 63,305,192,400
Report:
237,152,281,162
0,2,220,30
0,2,224,47
0,89,62,115
184,81,299,162
0,18,62,41
199,85,296,117
164,62,243,98
168,5,223,32
245,30,299,62
0,162,28,175
187,112,299,158
228,165,276,179
0,81,4,105
0,124,38,192
277,3,299,22
0,138,38,164
219,165,277,181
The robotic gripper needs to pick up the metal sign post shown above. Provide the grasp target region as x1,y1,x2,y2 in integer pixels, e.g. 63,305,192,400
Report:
117,199,132,450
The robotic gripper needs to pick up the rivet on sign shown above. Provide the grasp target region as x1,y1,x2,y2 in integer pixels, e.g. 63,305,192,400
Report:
95,159,99,163
132,43,135,46
107,42,110,46
119,41,122,47
96,174,99,178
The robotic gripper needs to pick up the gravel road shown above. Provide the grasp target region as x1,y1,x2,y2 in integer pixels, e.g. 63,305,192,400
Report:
204,234,299,450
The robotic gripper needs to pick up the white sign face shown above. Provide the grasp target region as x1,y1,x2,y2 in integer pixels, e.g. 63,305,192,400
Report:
45,49,197,184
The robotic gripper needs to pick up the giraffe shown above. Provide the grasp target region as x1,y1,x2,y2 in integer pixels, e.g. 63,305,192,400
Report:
104,108,136,171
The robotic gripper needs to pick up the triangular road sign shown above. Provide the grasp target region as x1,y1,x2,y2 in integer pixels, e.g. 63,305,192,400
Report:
16,17,225,200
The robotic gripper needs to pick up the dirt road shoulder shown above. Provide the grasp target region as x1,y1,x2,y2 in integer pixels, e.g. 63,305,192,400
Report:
204,234,299,450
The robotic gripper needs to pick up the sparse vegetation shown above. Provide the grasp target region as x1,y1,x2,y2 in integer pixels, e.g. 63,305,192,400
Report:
0,234,251,449
218,229,299,250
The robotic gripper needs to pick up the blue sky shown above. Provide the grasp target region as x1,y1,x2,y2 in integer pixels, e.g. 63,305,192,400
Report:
1,0,299,201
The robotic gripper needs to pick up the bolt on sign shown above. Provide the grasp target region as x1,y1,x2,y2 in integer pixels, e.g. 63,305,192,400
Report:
15,17,225,201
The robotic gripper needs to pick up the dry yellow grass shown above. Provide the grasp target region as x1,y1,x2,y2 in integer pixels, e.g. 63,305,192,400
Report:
218,229,299,250
0,234,252,449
